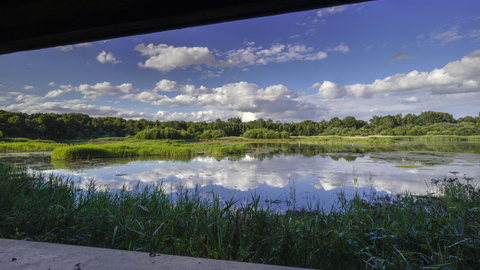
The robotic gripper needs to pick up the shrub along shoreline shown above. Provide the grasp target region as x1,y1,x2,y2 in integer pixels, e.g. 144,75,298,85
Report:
1,165,479,269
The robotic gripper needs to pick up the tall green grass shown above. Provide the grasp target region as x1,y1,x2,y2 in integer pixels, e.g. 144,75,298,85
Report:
51,140,245,160
298,136,399,144
224,137,292,142
396,135,480,142
90,137,136,142
1,165,479,269
0,140,66,152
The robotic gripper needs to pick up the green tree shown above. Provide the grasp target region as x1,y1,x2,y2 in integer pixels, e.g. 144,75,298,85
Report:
378,115,398,129
416,111,455,125
458,116,475,123
394,113,403,126
328,117,342,128
402,113,417,126
342,116,356,129
8,115,23,126
254,118,265,129
369,115,381,126
35,113,59,138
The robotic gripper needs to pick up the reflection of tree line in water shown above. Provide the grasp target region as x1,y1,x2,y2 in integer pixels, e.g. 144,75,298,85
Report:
247,142,480,165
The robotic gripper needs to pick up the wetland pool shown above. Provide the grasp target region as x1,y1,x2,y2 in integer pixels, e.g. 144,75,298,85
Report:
2,142,480,211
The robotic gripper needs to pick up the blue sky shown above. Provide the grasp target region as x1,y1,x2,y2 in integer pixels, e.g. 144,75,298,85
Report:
1,0,479,122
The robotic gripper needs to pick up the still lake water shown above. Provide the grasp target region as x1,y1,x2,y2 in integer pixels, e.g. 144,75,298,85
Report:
3,142,480,211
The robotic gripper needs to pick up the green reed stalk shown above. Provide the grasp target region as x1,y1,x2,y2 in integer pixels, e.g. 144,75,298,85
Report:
1,165,479,269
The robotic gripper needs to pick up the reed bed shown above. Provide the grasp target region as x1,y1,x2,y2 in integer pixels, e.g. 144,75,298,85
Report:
0,140,66,152
90,137,137,142
396,135,480,142
1,164,479,269
298,136,398,144
51,140,245,160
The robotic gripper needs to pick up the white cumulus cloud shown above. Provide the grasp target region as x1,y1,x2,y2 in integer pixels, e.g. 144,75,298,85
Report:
23,85,34,90
309,49,480,99
15,94,44,104
122,80,321,121
96,51,121,64
256,44,328,64
121,92,197,107
154,79,213,95
154,110,237,122
77,82,136,98
45,85,75,98
136,42,338,72
196,82,294,112
135,43,236,72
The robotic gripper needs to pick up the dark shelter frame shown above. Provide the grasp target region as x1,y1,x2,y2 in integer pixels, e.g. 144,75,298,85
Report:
1,0,371,55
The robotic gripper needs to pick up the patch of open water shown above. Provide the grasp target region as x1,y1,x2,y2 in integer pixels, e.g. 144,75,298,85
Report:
2,142,480,211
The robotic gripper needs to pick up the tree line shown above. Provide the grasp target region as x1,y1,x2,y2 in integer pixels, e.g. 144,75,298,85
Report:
0,110,479,140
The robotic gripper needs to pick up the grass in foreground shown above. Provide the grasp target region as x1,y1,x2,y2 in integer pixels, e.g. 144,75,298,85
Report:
51,140,245,160
1,165,479,269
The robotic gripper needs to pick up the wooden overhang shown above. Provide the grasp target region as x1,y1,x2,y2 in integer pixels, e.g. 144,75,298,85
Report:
0,0,372,55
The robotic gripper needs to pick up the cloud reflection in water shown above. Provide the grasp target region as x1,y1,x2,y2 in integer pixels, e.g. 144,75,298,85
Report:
51,150,480,210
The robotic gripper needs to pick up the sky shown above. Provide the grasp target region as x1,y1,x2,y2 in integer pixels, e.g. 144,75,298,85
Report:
1,0,479,123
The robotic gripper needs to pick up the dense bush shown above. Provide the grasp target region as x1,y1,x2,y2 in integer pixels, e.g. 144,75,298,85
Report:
243,128,288,139
454,126,476,136
199,129,227,140
135,127,192,140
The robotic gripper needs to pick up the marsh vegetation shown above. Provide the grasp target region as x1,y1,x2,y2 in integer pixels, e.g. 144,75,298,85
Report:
1,164,479,269
50,140,246,160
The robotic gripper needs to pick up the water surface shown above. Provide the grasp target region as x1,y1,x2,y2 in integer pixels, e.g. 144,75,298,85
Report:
2,142,480,211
